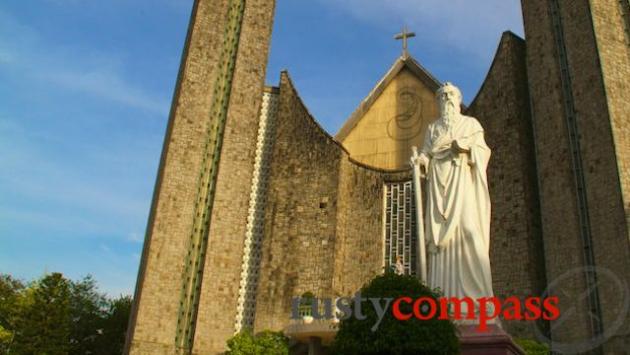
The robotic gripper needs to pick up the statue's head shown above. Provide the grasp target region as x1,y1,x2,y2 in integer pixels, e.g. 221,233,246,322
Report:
436,82,462,122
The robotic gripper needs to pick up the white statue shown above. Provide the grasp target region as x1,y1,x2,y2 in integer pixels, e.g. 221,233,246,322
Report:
412,82,494,317
394,255,405,275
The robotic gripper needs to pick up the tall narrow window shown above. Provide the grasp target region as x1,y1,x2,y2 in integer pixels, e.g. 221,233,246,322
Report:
383,180,418,276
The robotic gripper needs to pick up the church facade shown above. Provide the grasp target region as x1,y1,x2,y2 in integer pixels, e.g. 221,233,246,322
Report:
125,1,630,354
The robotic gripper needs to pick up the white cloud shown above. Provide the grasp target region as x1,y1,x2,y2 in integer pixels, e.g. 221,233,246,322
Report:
0,10,162,243
0,137,149,222
99,244,112,253
44,0,191,11
0,118,153,239
127,232,144,243
46,68,169,114
316,0,524,63
0,9,169,115
0,207,103,236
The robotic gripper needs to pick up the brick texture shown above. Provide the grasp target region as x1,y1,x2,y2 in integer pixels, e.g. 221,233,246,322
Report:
192,1,276,353
521,0,593,346
521,0,630,351
253,72,413,332
333,161,410,297
254,72,342,331
126,1,275,354
466,32,547,339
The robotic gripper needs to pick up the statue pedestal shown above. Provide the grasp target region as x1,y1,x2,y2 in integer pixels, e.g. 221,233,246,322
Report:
458,324,525,355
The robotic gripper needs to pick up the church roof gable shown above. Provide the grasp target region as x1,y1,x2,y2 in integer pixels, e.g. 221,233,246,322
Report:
335,55,441,141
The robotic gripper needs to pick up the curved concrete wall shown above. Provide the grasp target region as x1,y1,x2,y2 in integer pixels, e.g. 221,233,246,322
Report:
254,72,343,330
466,31,546,338
254,72,412,332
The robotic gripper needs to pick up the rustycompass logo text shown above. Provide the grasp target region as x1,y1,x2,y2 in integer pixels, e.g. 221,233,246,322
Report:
290,293,560,332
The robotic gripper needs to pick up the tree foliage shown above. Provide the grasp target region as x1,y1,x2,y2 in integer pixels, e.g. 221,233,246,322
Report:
0,272,131,355
514,338,550,355
97,295,133,354
68,275,108,354
13,273,73,354
0,274,24,353
331,271,459,355
226,330,289,355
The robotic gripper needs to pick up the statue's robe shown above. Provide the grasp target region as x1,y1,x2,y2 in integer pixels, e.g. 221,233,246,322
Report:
420,114,494,316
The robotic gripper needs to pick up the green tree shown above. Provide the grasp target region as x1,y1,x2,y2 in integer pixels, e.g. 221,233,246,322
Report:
68,275,108,355
0,272,132,355
94,295,132,355
0,274,24,353
226,330,289,355
331,271,459,355
12,272,73,355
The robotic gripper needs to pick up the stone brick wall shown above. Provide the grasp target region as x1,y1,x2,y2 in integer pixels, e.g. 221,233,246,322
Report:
127,1,231,352
126,1,275,354
191,1,275,353
520,0,593,346
521,0,630,351
253,71,412,333
590,0,630,235
466,32,547,339
333,161,410,296
253,72,342,331
554,1,630,350
234,88,280,333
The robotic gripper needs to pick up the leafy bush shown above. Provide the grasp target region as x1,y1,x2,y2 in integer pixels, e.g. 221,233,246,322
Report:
226,330,289,355
331,271,459,355
514,338,550,355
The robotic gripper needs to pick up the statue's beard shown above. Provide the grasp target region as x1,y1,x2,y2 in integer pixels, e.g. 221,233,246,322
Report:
439,101,459,128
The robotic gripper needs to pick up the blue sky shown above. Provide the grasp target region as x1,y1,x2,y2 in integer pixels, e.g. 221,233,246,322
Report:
0,0,523,296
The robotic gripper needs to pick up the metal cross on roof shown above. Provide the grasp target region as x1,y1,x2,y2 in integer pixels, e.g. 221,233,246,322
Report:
394,26,416,57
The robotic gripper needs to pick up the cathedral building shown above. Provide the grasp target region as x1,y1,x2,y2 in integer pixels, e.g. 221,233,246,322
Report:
124,1,630,354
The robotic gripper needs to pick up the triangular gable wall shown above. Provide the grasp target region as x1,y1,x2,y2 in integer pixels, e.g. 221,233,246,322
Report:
336,56,441,170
